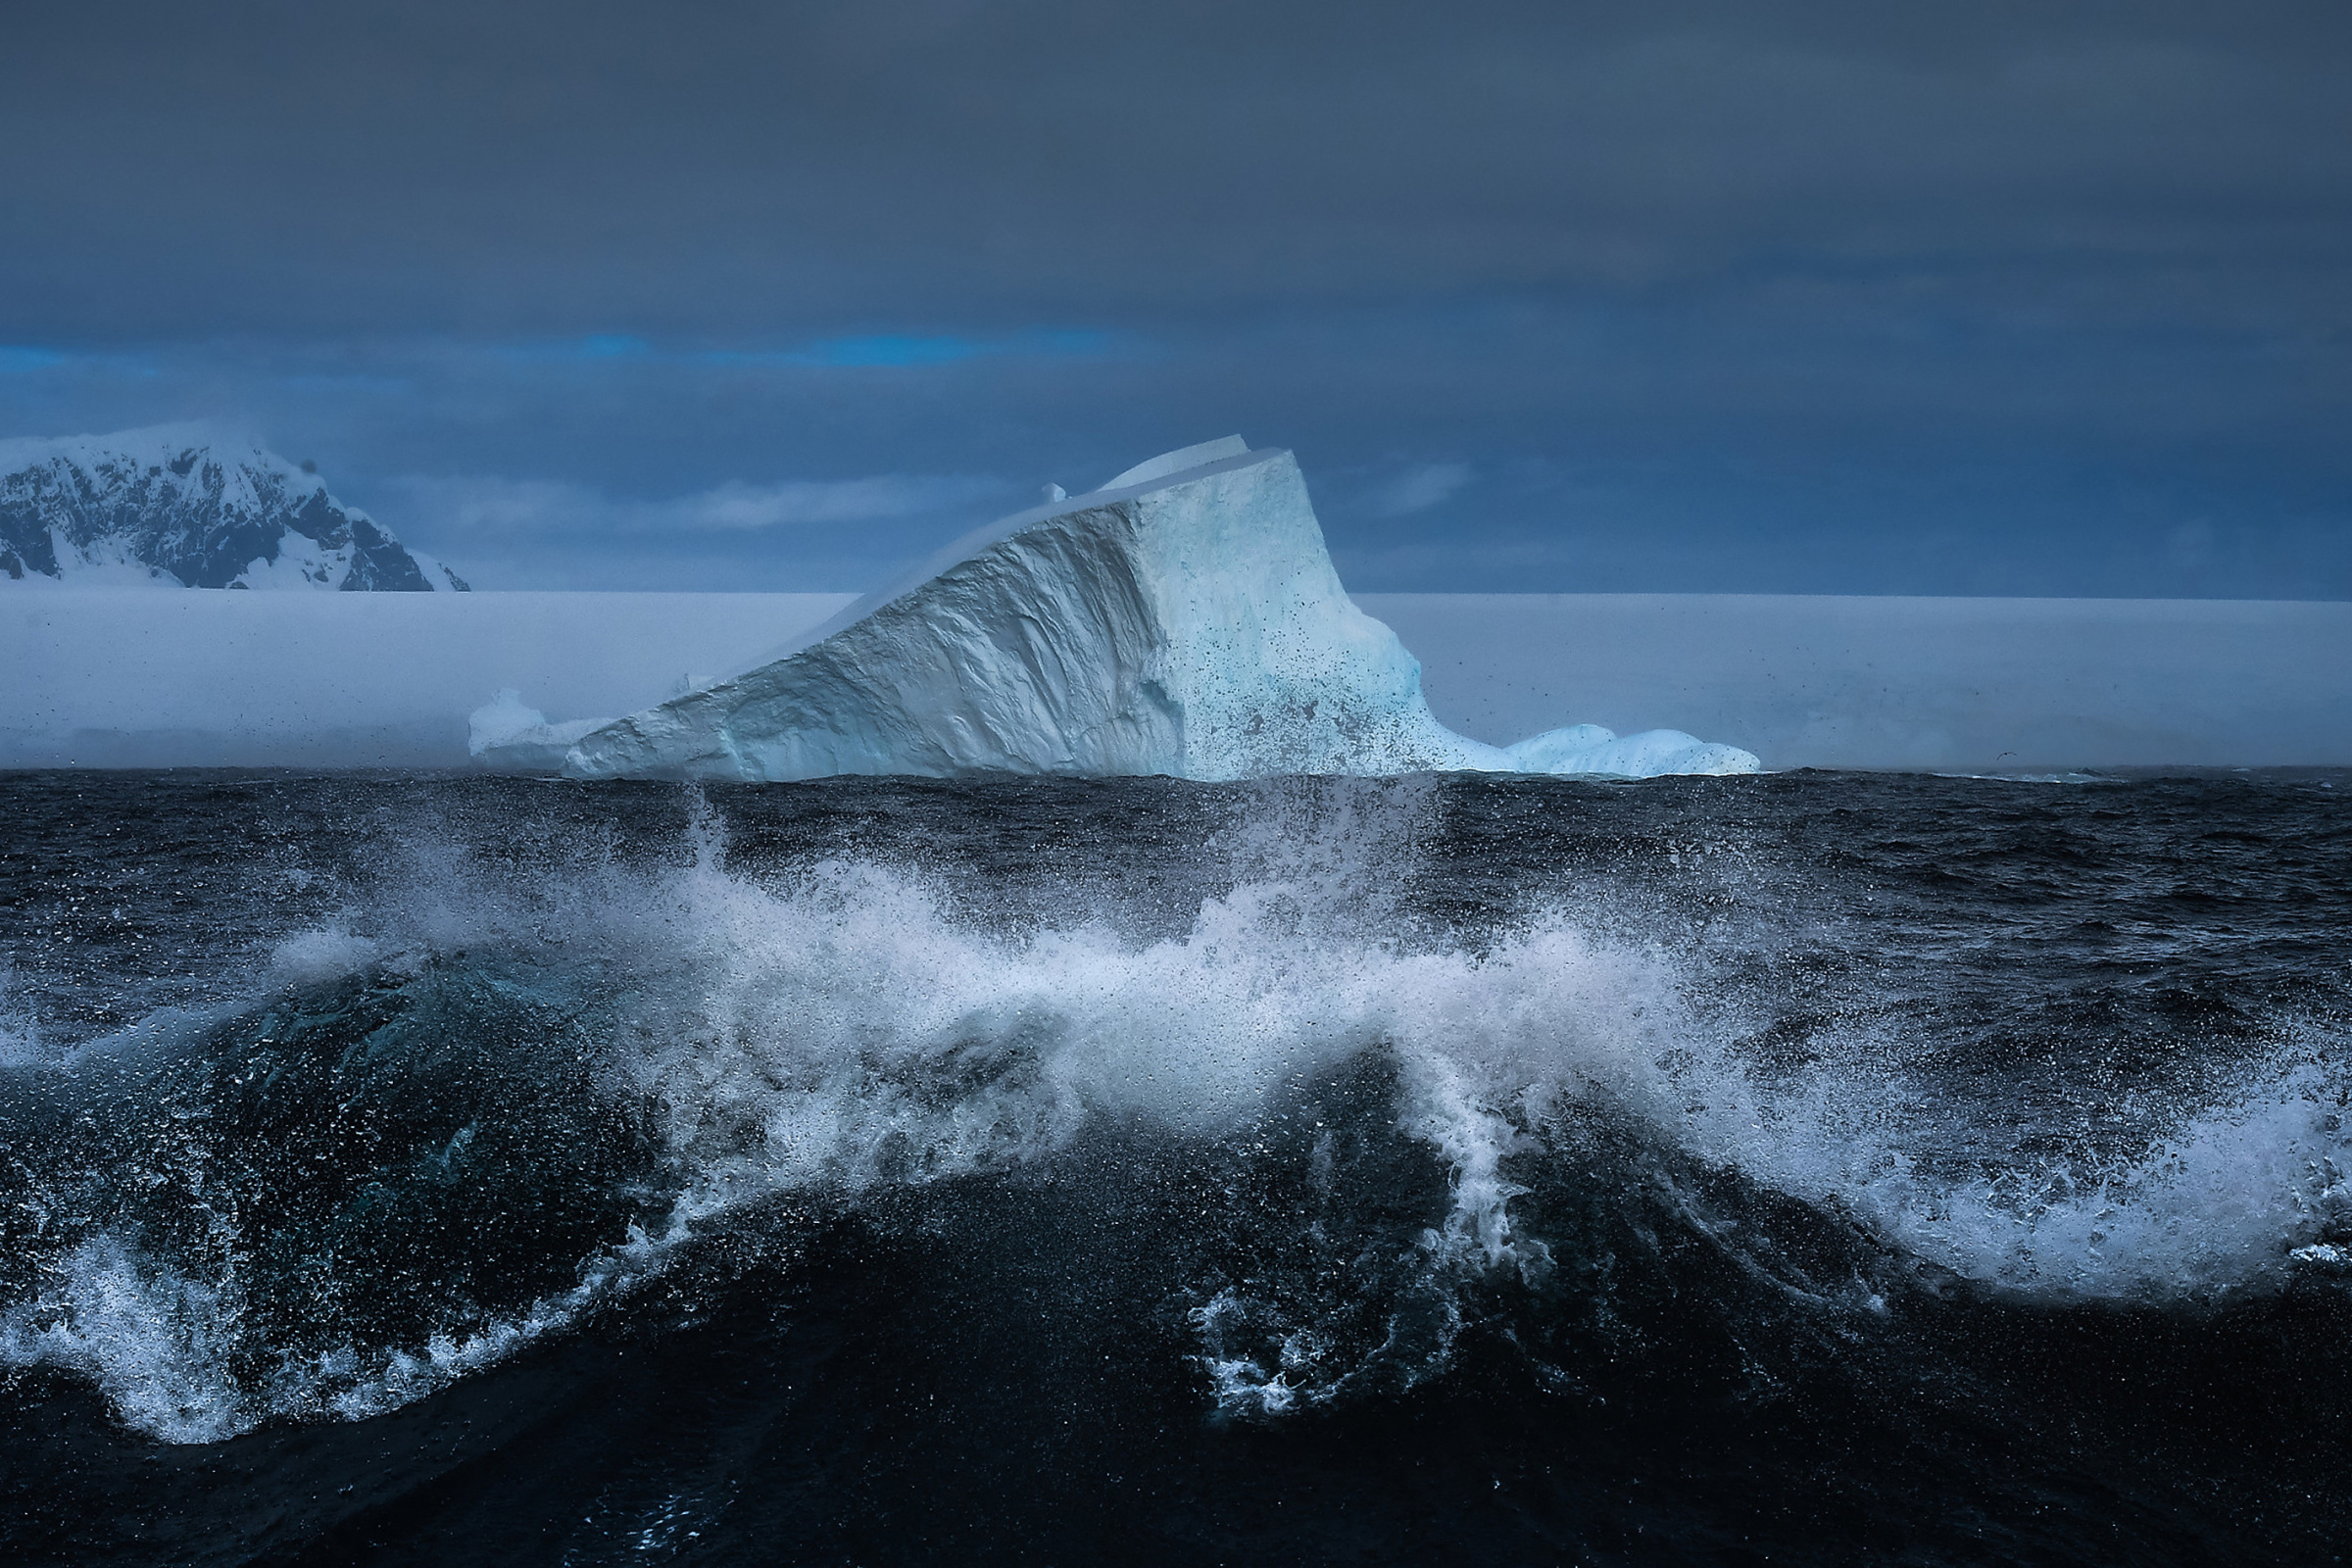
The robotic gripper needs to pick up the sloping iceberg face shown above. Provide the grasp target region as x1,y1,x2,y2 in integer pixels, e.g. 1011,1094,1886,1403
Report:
523,440,1757,782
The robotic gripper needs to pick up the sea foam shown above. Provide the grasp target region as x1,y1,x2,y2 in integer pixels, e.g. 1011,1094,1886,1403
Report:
4,783,2343,1441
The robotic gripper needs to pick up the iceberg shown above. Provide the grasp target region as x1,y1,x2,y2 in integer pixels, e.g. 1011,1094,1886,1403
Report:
1506,723,1761,779
501,440,1758,781
467,688,612,774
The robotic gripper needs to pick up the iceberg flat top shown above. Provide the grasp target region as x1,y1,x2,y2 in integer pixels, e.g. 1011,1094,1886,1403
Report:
1098,435,1250,492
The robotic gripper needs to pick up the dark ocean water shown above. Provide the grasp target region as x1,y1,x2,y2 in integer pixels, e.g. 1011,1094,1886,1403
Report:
2,767,2348,1566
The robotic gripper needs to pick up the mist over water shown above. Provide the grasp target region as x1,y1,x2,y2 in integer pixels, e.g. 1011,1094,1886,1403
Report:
2,768,2349,1563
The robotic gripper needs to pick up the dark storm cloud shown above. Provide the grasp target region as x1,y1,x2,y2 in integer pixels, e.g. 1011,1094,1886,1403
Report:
8,0,2347,338
0,2,2345,592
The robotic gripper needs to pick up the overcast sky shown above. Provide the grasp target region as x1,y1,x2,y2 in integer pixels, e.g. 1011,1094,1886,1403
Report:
2,1,2346,594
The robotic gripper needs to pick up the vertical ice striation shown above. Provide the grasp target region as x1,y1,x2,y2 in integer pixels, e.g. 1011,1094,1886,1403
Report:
527,440,1759,781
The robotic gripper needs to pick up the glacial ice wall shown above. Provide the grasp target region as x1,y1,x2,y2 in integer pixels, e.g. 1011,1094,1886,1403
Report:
523,442,1757,782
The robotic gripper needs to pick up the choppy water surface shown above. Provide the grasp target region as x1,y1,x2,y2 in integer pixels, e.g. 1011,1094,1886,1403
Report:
2,767,2348,1565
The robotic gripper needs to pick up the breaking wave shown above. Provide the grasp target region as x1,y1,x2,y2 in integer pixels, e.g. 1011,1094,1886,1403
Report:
3,783,2345,1444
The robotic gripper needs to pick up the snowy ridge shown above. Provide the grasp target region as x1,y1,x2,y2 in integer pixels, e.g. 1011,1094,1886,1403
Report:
0,424,465,591
507,440,1758,781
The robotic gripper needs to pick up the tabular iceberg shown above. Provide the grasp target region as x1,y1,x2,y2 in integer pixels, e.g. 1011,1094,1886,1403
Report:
490,439,1758,781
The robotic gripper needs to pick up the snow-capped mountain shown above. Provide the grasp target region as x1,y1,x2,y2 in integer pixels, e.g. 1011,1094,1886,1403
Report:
0,424,466,590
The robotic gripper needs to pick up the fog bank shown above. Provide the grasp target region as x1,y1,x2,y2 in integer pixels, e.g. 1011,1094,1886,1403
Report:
5,591,2345,771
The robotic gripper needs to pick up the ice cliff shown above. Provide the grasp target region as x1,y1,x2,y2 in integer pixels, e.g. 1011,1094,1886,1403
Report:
0,425,466,591
492,439,1759,781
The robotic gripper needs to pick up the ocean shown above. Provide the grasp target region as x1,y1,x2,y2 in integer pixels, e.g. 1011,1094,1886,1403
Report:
2,767,2347,1565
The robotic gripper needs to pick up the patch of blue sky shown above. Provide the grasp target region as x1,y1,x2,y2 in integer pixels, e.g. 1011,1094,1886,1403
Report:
575,334,654,360
0,346,67,373
710,334,982,368
493,334,654,364
0,344,159,379
498,328,1113,369
707,329,1112,368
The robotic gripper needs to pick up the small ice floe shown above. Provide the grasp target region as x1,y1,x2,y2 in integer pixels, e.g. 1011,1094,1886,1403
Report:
468,688,610,773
